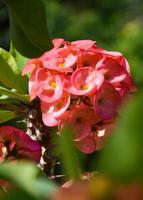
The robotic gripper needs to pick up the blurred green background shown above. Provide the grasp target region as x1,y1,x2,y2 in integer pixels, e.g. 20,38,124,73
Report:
0,0,143,86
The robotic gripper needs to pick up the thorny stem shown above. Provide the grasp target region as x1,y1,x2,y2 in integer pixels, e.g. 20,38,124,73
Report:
25,98,60,180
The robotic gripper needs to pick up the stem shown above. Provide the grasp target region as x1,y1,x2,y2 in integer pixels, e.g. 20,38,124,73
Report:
0,102,29,114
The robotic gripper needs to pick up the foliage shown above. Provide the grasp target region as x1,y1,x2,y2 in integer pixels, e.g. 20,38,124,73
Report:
0,0,143,199
4,0,53,57
0,162,57,200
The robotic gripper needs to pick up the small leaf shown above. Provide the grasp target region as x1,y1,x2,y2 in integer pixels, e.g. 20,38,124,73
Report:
55,126,81,179
0,48,28,93
0,162,57,199
0,86,29,103
10,42,28,70
0,110,19,123
4,0,53,58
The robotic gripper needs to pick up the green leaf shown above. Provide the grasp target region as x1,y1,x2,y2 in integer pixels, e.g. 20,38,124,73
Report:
0,48,28,93
55,126,81,179
1,190,36,200
10,42,28,70
0,162,57,199
4,0,53,58
98,93,143,181
0,86,29,103
0,110,19,123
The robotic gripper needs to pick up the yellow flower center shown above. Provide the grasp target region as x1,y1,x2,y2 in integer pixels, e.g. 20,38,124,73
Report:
58,63,64,68
80,84,88,90
50,81,57,89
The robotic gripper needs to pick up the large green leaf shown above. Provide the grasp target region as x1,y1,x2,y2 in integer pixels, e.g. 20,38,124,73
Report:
98,93,143,181
0,48,28,93
4,0,53,58
0,162,57,199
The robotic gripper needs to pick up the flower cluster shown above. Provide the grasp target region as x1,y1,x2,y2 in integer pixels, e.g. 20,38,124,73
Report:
0,126,41,163
22,38,135,153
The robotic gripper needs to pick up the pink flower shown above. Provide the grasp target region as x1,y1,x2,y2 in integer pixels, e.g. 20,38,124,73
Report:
96,48,130,73
22,58,42,76
95,122,114,150
60,105,98,141
41,92,70,127
52,38,64,48
64,67,104,96
114,81,134,98
42,47,77,73
79,123,113,154
93,83,121,121
29,68,63,103
96,57,127,83
76,122,113,154
28,69,40,101
23,38,136,154
96,57,135,95
0,126,41,163
70,39,96,50
76,134,97,154
78,49,102,68
22,38,64,76
36,68,63,103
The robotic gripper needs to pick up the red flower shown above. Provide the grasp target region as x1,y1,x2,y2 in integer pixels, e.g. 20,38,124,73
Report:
0,126,41,163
